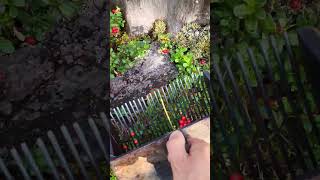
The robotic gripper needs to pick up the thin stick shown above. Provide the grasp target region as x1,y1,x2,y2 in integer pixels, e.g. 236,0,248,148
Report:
159,96,174,130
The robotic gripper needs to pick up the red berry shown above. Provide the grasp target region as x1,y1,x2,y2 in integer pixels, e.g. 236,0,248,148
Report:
134,139,138,144
179,124,183,128
179,120,184,124
130,132,135,137
111,27,119,35
230,173,244,180
290,0,301,11
123,145,128,150
181,116,187,121
187,120,191,124
24,36,37,45
162,49,169,54
112,9,119,14
199,59,206,65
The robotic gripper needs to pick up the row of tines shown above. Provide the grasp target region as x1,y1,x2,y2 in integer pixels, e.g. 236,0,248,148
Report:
110,73,211,155
211,32,320,179
0,113,110,180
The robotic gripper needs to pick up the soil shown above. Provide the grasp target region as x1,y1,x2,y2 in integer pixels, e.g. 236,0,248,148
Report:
0,1,108,146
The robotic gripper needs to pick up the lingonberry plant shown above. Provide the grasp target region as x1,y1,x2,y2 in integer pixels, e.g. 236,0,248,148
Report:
0,0,81,54
110,7,151,78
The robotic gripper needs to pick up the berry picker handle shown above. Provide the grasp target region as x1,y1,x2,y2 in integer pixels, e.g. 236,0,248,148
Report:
297,27,320,108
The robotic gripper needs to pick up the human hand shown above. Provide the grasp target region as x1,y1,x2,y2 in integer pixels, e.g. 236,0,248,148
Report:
166,130,210,180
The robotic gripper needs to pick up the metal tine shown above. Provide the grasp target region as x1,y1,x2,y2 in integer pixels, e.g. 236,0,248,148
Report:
60,125,89,180
111,110,125,132
141,96,162,136
138,97,159,137
47,131,75,180
222,57,264,175
172,79,196,121
151,90,171,132
72,123,103,180
124,103,136,125
167,83,186,119
165,85,181,116
20,143,44,180
197,74,211,116
99,112,109,131
163,85,181,124
120,106,132,126
114,108,130,133
284,32,320,145
109,112,123,135
129,101,139,121
148,92,168,133
222,57,253,132
186,75,206,118
236,52,284,178
157,88,176,127
187,75,206,119
173,79,195,121
247,48,294,176
260,41,308,171
36,138,60,180
191,74,209,116
179,78,200,120
199,73,212,109
212,61,242,141
210,82,239,168
102,113,118,157
270,35,315,170
183,76,200,118
0,158,13,180
10,148,31,180
185,76,203,118
88,118,108,162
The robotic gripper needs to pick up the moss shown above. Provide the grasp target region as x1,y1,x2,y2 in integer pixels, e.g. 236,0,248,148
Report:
175,23,210,60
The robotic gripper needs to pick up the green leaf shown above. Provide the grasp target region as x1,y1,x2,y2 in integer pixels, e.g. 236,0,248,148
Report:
59,2,76,18
0,38,15,53
256,9,266,20
288,31,299,46
302,115,312,133
262,15,276,33
11,0,25,7
41,0,49,4
233,4,252,18
245,18,258,33
256,0,267,7
220,19,229,26
9,6,18,17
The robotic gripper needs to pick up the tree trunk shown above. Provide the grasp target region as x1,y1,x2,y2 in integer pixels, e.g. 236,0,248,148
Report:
114,0,210,36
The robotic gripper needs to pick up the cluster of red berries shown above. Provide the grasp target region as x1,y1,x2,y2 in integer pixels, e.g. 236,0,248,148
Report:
24,36,37,45
112,8,120,14
199,59,206,65
161,49,170,54
111,27,120,36
229,172,244,180
290,0,301,11
179,116,191,128
122,131,138,150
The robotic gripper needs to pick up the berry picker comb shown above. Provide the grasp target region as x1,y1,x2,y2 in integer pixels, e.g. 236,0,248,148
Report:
109,72,211,179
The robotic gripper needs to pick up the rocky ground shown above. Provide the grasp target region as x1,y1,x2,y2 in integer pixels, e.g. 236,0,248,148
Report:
110,42,178,108
0,1,107,146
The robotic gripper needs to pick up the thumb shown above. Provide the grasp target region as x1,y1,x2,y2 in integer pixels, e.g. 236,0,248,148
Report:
166,131,188,163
